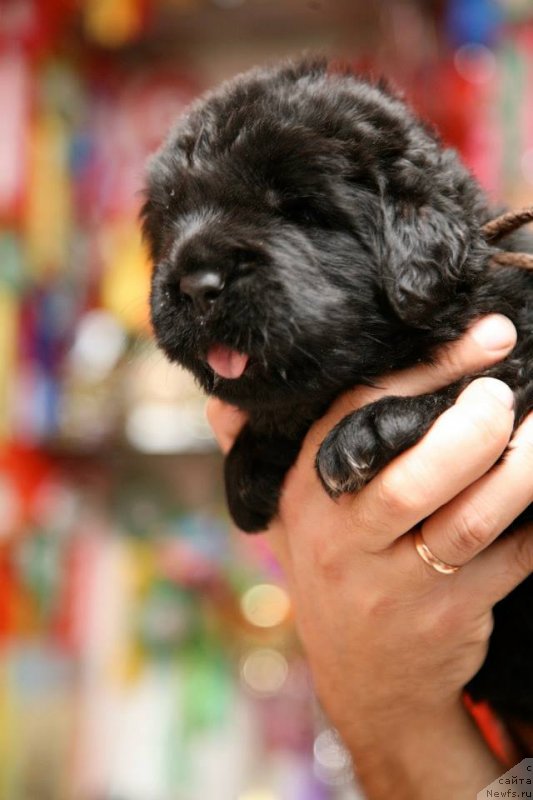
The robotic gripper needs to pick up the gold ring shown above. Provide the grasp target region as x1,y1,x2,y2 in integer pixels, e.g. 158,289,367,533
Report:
414,530,460,575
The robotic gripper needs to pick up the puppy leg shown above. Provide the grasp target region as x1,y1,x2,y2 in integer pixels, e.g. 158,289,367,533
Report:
225,425,301,532
316,386,461,498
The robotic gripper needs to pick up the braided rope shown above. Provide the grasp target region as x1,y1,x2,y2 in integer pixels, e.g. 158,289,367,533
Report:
480,205,533,271
481,206,533,242
489,251,533,271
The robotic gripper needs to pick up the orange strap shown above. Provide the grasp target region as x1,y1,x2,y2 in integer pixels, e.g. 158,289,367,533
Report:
464,695,523,767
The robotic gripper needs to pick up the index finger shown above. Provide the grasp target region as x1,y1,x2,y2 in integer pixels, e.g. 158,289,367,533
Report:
303,314,516,455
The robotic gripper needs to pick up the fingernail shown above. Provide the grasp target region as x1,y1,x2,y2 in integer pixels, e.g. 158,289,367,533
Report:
470,315,517,351
480,378,515,409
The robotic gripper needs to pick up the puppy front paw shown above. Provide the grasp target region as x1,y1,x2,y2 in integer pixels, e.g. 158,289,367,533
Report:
224,424,301,532
315,391,454,499
315,408,381,498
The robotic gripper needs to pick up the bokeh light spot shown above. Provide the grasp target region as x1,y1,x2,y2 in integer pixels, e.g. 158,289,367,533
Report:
454,43,496,84
240,583,290,628
240,648,288,696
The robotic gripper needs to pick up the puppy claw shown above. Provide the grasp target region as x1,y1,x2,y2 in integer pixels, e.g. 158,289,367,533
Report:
316,451,374,498
317,471,346,499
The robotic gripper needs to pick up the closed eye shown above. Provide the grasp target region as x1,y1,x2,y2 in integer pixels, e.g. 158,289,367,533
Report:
281,197,331,226
280,196,351,231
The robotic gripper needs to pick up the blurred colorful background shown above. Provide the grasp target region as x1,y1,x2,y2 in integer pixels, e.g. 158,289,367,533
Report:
1,0,533,797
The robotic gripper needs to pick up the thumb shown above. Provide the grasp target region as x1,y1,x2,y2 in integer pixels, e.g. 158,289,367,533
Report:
205,398,247,454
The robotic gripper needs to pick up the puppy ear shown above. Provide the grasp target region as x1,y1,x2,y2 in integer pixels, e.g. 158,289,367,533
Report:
380,203,472,328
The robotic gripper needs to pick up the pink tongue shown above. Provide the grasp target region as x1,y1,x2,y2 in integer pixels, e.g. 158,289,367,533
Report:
207,346,249,379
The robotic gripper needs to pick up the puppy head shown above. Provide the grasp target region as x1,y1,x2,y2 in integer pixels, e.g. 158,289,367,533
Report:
142,59,488,410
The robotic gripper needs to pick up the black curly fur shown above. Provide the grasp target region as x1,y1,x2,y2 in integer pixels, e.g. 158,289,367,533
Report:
141,58,533,723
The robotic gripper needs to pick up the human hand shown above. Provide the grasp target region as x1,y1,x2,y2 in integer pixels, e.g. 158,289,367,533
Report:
207,314,533,797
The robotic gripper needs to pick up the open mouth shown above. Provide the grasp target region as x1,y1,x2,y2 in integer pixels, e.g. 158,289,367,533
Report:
206,345,249,380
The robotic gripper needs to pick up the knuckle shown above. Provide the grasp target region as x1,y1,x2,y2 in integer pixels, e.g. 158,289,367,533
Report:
427,610,456,643
360,588,397,620
449,503,496,557
417,602,456,643
309,533,345,582
378,466,431,518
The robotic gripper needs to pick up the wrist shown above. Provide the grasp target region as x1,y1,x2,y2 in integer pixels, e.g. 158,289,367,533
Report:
337,699,502,800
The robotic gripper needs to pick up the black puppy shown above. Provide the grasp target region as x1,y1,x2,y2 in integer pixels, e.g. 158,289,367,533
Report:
142,59,533,722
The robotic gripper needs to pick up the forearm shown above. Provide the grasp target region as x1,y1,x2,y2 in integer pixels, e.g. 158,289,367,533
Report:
342,700,502,800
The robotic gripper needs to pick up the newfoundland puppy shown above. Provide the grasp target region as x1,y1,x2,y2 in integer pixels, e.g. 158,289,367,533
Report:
142,59,533,722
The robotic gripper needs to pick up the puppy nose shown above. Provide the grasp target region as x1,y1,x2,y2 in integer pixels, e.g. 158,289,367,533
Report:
179,271,225,314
